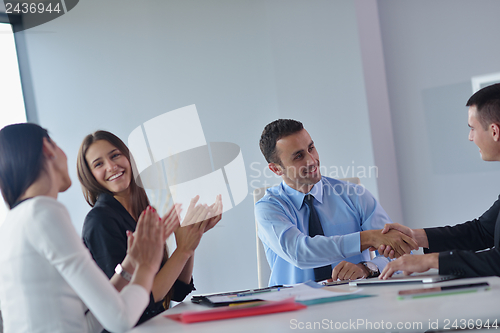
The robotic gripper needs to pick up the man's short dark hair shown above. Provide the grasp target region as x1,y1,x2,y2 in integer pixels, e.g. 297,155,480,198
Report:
259,119,304,164
467,83,500,130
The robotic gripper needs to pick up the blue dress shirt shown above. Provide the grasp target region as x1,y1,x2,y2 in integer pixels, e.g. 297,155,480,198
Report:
255,176,392,286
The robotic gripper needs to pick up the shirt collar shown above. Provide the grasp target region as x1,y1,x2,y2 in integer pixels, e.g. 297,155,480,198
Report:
281,177,324,209
97,193,132,216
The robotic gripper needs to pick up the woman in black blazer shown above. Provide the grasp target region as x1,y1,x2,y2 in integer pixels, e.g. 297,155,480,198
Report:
77,130,222,326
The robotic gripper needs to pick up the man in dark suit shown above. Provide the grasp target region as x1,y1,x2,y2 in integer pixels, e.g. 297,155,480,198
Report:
379,83,500,279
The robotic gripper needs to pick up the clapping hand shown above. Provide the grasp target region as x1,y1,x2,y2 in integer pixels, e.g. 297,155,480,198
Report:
159,203,182,242
126,206,164,272
203,194,223,233
173,195,223,256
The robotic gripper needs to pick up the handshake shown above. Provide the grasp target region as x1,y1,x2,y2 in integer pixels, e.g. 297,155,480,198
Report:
332,223,424,281
363,223,422,259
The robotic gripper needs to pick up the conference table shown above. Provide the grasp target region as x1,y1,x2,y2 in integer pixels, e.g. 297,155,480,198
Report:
127,276,500,333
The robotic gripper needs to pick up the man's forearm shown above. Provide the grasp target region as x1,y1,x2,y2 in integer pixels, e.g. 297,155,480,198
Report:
359,230,377,251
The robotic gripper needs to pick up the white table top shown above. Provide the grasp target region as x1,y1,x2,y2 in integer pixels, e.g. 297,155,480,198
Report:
127,276,500,333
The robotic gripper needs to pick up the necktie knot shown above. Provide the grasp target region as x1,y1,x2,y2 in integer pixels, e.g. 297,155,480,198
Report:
304,194,314,207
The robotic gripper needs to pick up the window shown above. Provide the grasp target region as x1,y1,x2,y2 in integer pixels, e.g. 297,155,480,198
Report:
0,22,27,225
471,72,500,93
0,23,26,128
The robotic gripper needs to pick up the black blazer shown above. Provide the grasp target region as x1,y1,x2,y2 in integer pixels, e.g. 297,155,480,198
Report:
424,195,500,277
82,193,194,326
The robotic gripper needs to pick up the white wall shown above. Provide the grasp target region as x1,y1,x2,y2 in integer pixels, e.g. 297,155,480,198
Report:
354,0,403,225
378,0,500,230
17,0,378,294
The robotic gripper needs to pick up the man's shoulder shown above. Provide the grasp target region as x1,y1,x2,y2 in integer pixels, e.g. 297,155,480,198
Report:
259,183,296,204
321,176,355,187
321,176,360,196
255,183,292,211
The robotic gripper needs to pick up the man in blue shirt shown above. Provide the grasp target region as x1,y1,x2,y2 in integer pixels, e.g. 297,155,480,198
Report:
255,119,417,286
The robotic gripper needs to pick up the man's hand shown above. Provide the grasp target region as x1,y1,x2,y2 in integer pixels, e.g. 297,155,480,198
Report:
377,223,429,258
377,229,418,257
381,223,415,239
361,229,418,258
379,253,439,279
330,261,368,281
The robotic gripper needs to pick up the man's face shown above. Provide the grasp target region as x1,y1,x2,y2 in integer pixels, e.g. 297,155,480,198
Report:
468,106,500,161
270,129,321,193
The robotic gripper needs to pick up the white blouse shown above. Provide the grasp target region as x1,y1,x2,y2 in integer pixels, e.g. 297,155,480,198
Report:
0,196,148,333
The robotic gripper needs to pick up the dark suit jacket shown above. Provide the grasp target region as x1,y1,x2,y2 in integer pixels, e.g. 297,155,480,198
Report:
424,195,500,277
82,193,194,326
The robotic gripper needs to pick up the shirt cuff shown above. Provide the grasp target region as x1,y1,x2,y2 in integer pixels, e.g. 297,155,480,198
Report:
370,255,390,272
342,232,362,258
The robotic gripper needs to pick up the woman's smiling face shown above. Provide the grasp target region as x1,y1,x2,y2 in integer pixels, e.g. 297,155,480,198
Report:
85,139,132,195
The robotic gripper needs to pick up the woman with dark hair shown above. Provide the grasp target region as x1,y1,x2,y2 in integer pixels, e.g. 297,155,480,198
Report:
77,130,222,325
0,123,188,333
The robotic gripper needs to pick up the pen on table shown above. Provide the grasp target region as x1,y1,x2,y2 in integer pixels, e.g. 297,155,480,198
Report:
323,280,350,286
235,285,285,295
237,287,285,297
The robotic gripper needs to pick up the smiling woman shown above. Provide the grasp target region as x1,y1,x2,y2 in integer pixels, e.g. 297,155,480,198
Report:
76,130,222,329
85,140,133,203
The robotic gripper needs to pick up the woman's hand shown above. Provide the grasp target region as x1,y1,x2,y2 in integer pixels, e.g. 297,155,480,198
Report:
174,200,211,257
126,206,164,273
203,194,223,233
181,196,210,226
173,196,214,255
173,195,223,256
160,203,181,242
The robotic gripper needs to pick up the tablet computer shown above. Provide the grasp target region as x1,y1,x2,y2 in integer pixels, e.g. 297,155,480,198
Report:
397,282,490,299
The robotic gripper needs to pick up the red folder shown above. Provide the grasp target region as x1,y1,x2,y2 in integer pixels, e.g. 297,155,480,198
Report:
165,297,306,323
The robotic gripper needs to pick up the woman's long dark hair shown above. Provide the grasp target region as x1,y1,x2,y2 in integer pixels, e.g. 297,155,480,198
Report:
0,123,50,209
77,130,173,308
76,130,149,220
